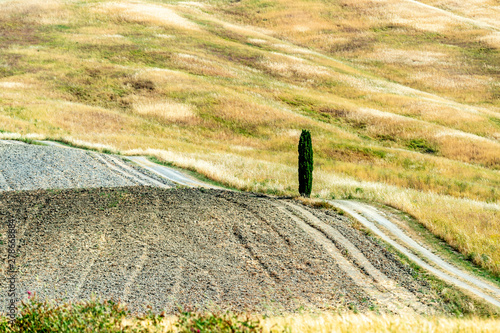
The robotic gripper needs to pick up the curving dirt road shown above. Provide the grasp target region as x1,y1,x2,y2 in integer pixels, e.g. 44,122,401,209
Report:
126,156,219,189
329,200,500,308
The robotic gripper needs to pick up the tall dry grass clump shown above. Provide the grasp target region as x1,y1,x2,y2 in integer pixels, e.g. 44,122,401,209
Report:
95,2,200,30
133,100,199,125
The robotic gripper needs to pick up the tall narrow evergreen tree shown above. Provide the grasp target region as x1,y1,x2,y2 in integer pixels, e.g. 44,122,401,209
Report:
298,129,313,197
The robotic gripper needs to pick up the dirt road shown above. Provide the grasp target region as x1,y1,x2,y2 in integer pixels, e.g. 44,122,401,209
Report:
330,200,500,308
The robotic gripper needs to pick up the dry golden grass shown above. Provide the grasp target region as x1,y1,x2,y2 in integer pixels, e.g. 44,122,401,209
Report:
260,313,500,332
326,106,500,167
0,132,44,140
362,45,492,96
173,53,236,78
0,81,30,89
206,95,303,133
367,48,450,66
413,72,491,91
261,52,332,79
132,67,193,85
0,0,69,25
416,0,500,28
122,313,500,332
480,32,500,49
217,0,499,104
375,1,463,32
364,94,500,140
66,32,134,46
133,99,199,125
95,1,200,31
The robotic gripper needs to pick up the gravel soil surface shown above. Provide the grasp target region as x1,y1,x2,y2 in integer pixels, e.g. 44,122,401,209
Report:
0,143,174,191
0,187,437,315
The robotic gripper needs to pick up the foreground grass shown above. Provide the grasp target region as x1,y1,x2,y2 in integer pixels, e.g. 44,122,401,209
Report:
0,0,499,277
2,299,500,333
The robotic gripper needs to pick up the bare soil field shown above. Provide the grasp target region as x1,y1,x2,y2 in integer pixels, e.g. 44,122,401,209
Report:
0,187,439,315
0,142,174,191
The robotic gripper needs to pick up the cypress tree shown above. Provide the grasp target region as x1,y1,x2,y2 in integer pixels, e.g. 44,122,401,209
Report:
298,129,313,197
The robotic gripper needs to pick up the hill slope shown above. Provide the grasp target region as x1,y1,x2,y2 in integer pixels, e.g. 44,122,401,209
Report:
1,187,440,314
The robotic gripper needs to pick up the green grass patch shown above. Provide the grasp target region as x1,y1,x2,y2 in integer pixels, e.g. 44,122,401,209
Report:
406,139,438,154
0,298,129,333
0,298,263,333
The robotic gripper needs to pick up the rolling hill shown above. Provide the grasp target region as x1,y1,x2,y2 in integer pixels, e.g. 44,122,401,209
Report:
0,0,499,279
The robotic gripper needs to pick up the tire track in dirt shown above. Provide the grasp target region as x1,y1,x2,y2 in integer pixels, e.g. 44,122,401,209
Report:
221,194,314,310
220,194,292,281
215,193,356,311
15,216,100,301
120,246,185,313
122,243,149,303
232,225,281,284
102,155,171,189
142,242,224,310
88,152,154,187
72,234,107,301
164,258,184,310
167,253,223,310
272,203,386,312
0,172,11,191
0,143,12,191
220,194,295,248
274,201,430,315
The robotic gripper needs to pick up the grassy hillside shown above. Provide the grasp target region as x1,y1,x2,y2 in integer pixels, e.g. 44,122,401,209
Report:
0,0,499,276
